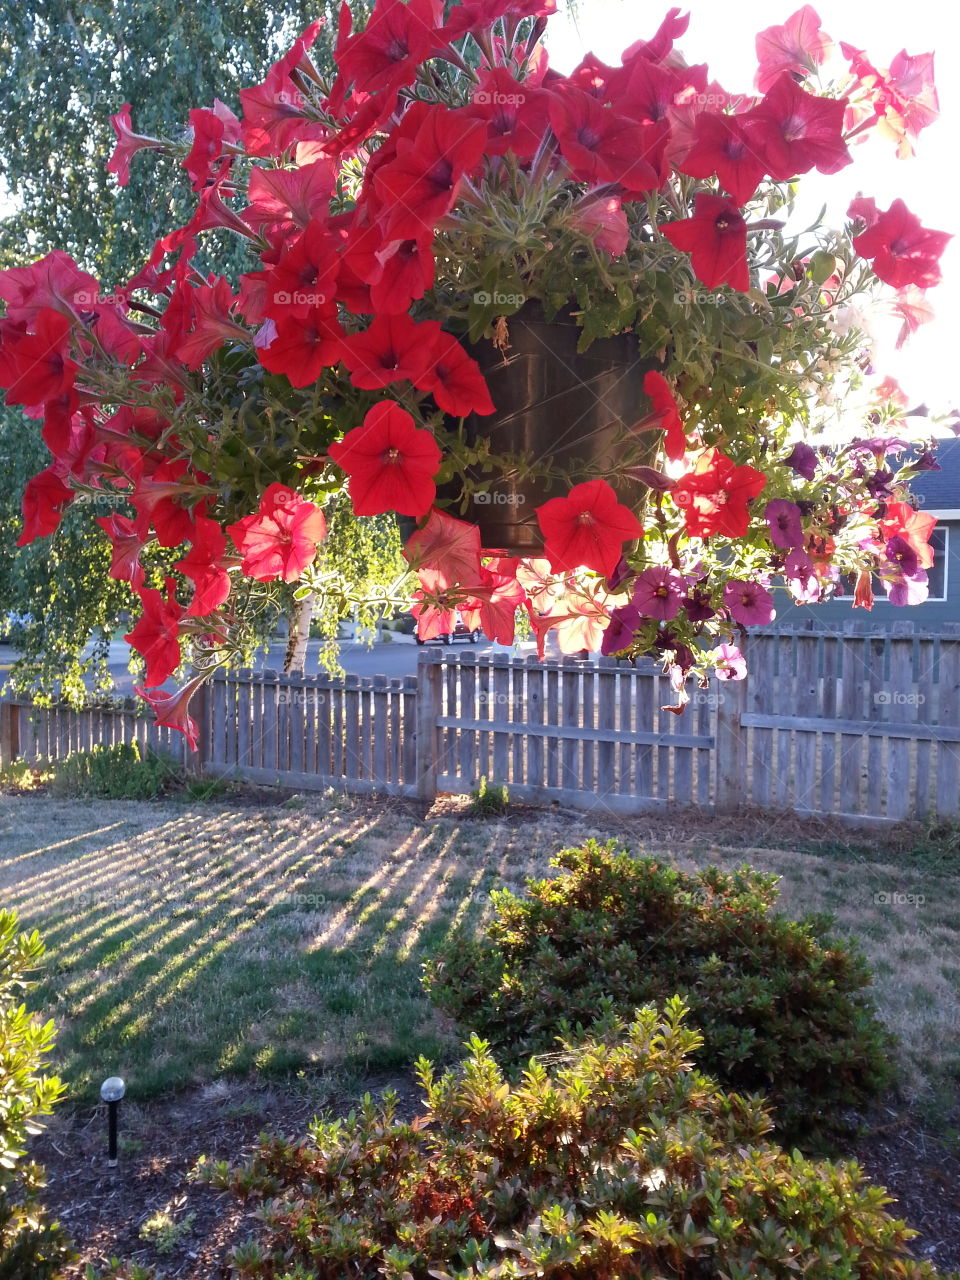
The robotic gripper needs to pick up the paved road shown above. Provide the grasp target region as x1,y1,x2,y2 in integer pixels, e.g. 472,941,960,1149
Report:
0,635,541,695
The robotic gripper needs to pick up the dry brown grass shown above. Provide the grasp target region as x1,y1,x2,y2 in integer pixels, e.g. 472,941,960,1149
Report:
1,790,957,1112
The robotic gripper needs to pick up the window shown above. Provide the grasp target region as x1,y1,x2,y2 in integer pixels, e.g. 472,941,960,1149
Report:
835,526,949,603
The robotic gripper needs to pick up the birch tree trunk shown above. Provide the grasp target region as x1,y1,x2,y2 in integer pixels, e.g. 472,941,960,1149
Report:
284,593,315,674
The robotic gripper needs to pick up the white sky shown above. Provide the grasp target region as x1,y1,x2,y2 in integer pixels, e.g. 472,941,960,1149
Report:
546,0,960,417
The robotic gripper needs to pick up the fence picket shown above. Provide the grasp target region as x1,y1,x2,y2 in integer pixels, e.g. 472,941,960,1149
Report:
936,645,960,816
794,636,819,812
525,657,545,792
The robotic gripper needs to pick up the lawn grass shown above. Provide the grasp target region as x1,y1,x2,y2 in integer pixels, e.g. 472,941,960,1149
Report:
1,791,958,1120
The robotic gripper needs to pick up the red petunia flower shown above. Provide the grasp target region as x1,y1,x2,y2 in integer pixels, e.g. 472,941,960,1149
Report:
176,277,251,370
620,7,690,65
672,448,767,539
370,235,436,315
746,73,850,181
678,112,769,206
852,199,951,291
238,22,323,157
374,106,487,241
466,69,551,162
243,160,338,238
131,461,207,549
17,467,74,545
569,193,629,257
842,44,939,159
643,370,688,461
537,479,643,577
403,507,483,588
340,312,434,390
134,674,208,752
174,517,231,616
125,578,185,688
0,308,77,408
258,305,345,387
441,0,556,40
106,104,165,187
0,251,99,327
548,86,659,193
409,569,459,642
460,565,526,645
662,194,749,292
335,0,445,98
183,101,241,192
263,220,340,320
415,324,495,417
96,512,149,588
227,483,327,583
754,6,833,94
328,401,442,518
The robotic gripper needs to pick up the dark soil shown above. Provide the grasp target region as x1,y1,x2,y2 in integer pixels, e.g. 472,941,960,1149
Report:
33,1080,960,1278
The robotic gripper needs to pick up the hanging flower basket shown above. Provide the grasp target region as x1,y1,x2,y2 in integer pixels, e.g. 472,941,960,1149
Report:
0,1,952,744
435,302,658,554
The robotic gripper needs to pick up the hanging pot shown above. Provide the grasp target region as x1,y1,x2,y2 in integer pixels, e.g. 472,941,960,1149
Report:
434,301,660,556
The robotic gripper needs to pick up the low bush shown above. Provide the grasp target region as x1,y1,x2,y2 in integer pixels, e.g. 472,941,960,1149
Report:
467,776,509,817
0,910,74,1278
51,740,182,799
424,839,893,1146
206,1000,949,1280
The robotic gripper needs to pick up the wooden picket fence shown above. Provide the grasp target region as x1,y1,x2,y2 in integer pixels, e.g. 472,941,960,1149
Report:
2,629,959,824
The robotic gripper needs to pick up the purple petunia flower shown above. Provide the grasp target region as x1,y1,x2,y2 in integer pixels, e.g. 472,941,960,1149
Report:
602,603,642,655
605,555,636,594
724,579,776,626
683,586,717,622
914,450,940,471
784,545,822,602
632,566,686,622
764,499,805,550
886,569,929,606
867,469,896,501
884,534,919,578
783,442,817,481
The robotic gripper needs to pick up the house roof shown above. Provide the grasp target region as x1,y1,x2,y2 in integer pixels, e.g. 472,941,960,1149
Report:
911,437,960,514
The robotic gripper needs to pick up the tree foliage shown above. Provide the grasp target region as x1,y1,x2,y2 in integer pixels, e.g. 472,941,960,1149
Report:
0,0,372,695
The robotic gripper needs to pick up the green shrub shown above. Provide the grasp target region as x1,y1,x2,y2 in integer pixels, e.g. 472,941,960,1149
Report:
0,910,74,1277
51,740,182,799
206,1000,949,1280
0,760,51,792
424,839,893,1146
467,776,509,817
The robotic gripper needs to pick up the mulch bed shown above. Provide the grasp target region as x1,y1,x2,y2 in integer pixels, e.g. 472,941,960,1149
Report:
33,1079,960,1278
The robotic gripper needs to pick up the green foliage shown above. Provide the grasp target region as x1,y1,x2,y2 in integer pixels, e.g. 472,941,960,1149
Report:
204,1001,949,1280
139,1210,196,1255
467,776,509,817
424,839,893,1147
0,760,50,792
51,740,182,799
0,910,74,1277
84,1263,159,1280
0,0,372,697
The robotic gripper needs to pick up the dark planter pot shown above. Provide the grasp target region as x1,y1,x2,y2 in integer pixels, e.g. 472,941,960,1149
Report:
436,302,659,556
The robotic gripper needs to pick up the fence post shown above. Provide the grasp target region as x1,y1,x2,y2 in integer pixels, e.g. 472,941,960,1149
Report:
0,703,19,767
715,669,748,812
415,650,441,805
187,682,209,777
